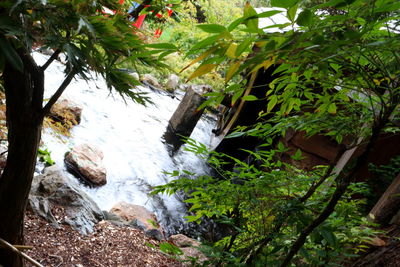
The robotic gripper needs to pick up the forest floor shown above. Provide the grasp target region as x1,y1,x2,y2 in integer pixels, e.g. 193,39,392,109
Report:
24,211,184,267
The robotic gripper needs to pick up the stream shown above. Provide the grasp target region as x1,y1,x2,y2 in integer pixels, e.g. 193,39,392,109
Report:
34,52,217,235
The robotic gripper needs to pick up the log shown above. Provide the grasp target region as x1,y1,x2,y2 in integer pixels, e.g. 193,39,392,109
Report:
369,173,400,225
163,86,206,153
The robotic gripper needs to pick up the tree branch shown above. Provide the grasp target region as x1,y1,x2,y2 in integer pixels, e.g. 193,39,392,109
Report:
40,49,61,71
40,69,76,118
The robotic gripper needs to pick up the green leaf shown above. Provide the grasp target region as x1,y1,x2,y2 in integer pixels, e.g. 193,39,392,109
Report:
287,5,298,23
243,2,258,32
328,103,337,114
226,131,246,139
242,95,258,101
187,35,220,55
277,141,285,152
225,61,240,83
257,10,283,18
197,24,227,33
0,35,23,72
228,17,245,32
145,43,178,50
231,87,245,105
296,9,312,26
186,64,217,82
235,37,255,57
271,0,299,8
320,229,338,247
291,149,303,160
267,95,278,113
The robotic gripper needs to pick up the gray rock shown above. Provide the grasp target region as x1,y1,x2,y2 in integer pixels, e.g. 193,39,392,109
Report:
145,229,164,241
166,74,180,92
141,74,160,88
29,165,104,235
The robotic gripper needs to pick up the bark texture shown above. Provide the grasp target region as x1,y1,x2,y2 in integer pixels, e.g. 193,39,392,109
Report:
0,50,44,267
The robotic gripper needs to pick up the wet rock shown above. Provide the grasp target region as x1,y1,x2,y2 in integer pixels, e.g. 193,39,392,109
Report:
49,98,83,125
166,74,180,92
29,165,104,234
168,234,206,263
141,73,160,88
109,202,160,231
64,143,107,187
168,234,200,247
145,229,164,241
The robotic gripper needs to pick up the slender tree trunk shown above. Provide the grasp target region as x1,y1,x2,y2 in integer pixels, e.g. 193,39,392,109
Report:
0,52,44,267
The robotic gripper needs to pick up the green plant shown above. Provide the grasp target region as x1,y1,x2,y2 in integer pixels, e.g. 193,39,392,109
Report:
153,0,400,265
154,139,381,266
37,148,55,167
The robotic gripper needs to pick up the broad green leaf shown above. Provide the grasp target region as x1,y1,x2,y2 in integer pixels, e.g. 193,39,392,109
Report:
257,10,283,18
226,131,246,138
145,43,178,50
187,35,220,55
267,95,278,113
296,9,312,26
320,229,338,247
271,0,299,8
235,37,255,57
181,47,217,73
243,2,258,32
277,141,285,152
186,64,217,82
242,95,258,101
0,35,23,72
228,17,245,32
225,61,240,83
197,24,227,33
231,87,245,106
291,149,303,160
328,103,337,114
287,5,298,23
225,43,238,59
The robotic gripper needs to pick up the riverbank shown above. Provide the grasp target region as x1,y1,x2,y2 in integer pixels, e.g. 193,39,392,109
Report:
24,210,184,267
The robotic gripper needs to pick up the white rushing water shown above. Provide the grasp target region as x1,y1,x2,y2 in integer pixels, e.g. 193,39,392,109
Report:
34,52,216,232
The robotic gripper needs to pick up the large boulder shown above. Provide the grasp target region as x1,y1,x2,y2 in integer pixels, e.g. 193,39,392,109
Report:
29,165,104,234
64,144,107,187
109,202,164,240
110,202,157,230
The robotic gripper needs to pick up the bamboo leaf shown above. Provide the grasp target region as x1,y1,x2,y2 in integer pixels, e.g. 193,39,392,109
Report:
197,24,227,33
267,95,278,113
181,47,217,73
186,64,217,82
225,61,241,83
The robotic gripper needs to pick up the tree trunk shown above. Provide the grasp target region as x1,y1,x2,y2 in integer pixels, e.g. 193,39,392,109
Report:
0,52,44,267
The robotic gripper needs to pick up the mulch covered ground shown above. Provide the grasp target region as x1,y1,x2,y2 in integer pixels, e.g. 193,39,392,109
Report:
24,211,184,267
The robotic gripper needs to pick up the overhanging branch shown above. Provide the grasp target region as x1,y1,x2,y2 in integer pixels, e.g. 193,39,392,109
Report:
40,49,61,71
40,69,76,118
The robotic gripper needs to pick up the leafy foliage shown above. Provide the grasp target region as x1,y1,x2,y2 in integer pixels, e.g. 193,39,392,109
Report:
0,0,178,102
153,0,399,265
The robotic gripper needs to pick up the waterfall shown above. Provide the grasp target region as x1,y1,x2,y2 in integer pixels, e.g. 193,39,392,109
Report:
35,52,217,234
